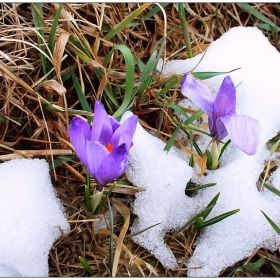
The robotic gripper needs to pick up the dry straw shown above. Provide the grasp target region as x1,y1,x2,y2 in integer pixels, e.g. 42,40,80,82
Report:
0,3,279,277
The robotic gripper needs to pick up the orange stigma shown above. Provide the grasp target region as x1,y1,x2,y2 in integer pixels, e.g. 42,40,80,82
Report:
104,143,114,152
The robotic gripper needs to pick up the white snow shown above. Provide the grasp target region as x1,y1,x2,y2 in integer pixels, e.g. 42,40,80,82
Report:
0,158,70,277
121,112,195,269
124,26,280,277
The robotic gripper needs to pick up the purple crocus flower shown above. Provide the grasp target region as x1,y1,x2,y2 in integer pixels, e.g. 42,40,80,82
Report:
181,73,261,155
69,101,138,190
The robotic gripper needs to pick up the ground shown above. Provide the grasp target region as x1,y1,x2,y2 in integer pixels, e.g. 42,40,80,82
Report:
0,3,280,277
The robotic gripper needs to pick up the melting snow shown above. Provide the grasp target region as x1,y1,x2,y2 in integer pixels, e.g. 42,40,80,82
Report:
0,158,70,277
124,26,280,277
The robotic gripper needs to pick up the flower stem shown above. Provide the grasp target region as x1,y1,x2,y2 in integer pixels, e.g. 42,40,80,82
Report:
96,181,104,192
85,171,92,212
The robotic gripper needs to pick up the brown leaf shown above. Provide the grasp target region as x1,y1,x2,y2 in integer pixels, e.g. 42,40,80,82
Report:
53,32,70,84
39,79,66,96
180,143,207,177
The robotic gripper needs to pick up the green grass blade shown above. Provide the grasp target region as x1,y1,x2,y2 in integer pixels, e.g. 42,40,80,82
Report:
143,3,170,19
199,208,240,230
261,210,280,235
206,149,212,168
136,57,145,72
67,45,91,64
94,68,119,109
203,192,220,219
49,3,63,54
104,45,135,118
177,3,192,58
104,4,151,40
261,179,280,197
185,182,216,193
138,37,166,100
192,68,242,80
228,258,266,276
84,185,91,213
70,68,91,113
152,26,178,54
31,4,44,33
78,256,93,276
243,258,266,272
184,109,204,126
270,138,280,157
138,48,157,84
179,125,204,157
265,258,280,274
192,216,204,233
218,139,231,160
174,205,215,235
185,124,213,138
125,222,162,238
156,75,180,100
189,153,194,167
68,35,92,58
49,155,74,169
215,6,224,35
156,96,167,136
169,103,189,120
227,266,243,277
238,3,280,31
256,23,278,31
31,3,48,76
164,126,180,152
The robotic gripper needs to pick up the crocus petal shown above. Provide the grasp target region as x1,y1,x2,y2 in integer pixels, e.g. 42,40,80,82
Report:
85,140,109,179
111,115,138,150
95,143,129,186
69,117,90,166
109,115,120,132
214,116,228,140
210,76,236,136
217,114,261,155
90,101,113,144
181,72,214,118
213,75,236,121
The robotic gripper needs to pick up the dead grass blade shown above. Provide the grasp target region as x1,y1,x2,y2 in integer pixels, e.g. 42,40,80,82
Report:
179,142,207,177
53,32,70,84
0,59,49,103
110,199,130,277
0,147,72,161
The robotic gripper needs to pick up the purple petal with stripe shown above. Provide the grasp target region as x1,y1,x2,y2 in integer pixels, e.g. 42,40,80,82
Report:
217,114,261,155
181,72,214,118
69,117,90,166
95,143,129,185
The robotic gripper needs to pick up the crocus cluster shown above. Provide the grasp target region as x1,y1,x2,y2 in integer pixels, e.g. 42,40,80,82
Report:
181,73,261,156
69,101,138,191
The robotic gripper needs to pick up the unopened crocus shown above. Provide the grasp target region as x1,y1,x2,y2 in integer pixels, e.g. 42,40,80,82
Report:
181,73,261,156
69,101,138,191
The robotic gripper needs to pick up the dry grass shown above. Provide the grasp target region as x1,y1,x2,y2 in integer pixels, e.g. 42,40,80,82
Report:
0,3,280,277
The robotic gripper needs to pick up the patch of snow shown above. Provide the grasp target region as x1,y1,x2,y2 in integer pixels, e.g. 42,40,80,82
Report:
0,158,70,277
121,112,194,269
126,26,280,276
